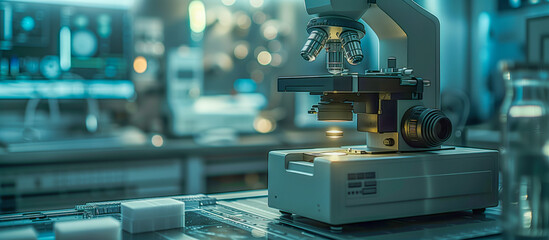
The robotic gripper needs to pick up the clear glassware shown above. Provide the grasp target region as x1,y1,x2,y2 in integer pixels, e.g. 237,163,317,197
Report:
500,62,549,239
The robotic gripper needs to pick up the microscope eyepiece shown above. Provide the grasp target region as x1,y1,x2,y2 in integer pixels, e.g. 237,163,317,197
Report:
339,31,363,65
300,28,328,62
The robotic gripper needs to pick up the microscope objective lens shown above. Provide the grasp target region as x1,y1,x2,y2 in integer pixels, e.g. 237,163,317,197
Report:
325,41,344,74
300,28,328,62
340,31,363,65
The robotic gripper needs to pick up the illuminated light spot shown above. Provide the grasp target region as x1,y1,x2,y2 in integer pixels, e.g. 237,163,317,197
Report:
234,78,257,93
509,105,543,117
86,115,98,133
543,142,549,157
221,0,235,6
235,13,252,29
21,16,35,31
133,56,147,74
326,129,343,138
74,15,89,28
250,0,264,8
262,25,278,40
320,152,347,156
503,71,511,81
270,53,282,67
523,210,532,228
251,229,266,238
529,0,540,4
151,134,164,147
509,0,521,8
97,14,112,38
59,27,71,71
97,14,111,25
234,43,249,59
257,51,272,65
254,117,275,133
189,1,206,33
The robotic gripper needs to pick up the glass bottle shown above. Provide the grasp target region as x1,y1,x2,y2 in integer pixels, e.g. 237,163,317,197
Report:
500,62,549,239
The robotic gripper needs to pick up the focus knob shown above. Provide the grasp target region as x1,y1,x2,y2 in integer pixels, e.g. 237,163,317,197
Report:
401,106,452,148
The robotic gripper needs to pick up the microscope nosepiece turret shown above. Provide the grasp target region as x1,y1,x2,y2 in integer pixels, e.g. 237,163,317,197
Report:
300,17,365,73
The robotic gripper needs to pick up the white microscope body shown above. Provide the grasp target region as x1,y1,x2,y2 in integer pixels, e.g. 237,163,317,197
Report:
268,0,499,225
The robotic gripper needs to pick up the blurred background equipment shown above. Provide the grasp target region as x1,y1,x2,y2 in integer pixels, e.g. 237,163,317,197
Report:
268,0,499,226
0,0,357,214
0,0,548,239
500,62,549,239
0,0,134,99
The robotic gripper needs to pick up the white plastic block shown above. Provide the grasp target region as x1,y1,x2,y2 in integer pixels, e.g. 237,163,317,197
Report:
121,198,185,233
0,226,37,240
54,217,121,240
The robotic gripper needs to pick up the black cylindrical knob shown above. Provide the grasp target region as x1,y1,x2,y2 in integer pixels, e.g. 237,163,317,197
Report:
401,106,452,148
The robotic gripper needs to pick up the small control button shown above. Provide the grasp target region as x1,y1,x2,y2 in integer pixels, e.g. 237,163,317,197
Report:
348,173,357,180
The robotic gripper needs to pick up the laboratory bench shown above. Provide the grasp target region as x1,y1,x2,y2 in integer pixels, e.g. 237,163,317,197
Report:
0,190,503,239
0,129,365,213
0,127,500,215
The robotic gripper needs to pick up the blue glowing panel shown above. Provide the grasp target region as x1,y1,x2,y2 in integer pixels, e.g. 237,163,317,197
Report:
234,78,257,93
20,16,35,31
0,80,134,99
499,0,549,10
510,0,521,8
0,1,134,99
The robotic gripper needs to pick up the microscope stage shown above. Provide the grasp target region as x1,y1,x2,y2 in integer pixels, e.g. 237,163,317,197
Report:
268,146,499,225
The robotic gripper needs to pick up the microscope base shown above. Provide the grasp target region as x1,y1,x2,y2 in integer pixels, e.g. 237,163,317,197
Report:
268,147,498,225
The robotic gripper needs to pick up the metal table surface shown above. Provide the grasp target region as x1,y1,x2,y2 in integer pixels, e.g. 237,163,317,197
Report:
0,190,502,239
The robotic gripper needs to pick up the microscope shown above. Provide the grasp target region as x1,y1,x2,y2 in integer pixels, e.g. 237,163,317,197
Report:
268,0,499,226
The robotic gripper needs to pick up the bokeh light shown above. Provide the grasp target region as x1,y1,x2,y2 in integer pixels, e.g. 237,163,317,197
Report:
234,43,249,59
257,51,272,65
250,0,264,8
189,0,206,33
254,117,275,133
151,134,164,147
133,56,147,74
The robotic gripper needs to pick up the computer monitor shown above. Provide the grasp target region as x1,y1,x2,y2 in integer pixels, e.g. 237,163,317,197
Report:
0,0,134,99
